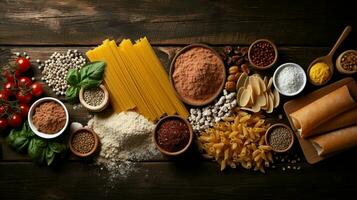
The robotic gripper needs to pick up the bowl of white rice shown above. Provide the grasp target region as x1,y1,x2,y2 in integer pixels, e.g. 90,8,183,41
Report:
273,63,307,96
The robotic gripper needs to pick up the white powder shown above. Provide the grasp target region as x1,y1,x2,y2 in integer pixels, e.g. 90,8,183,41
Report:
87,111,164,181
276,65,304,94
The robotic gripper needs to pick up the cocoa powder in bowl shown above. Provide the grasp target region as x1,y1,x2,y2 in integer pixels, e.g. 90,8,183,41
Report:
172,46,225,105
32,101,66,134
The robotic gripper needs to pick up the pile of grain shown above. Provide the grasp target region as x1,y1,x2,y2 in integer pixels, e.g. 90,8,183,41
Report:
88,111,163,180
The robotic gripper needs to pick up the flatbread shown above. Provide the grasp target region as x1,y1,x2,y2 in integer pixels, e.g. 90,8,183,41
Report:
290,85,356,138
310,126,357,156
312,107,357,135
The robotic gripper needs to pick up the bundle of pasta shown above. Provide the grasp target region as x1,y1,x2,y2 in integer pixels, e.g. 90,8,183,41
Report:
198,109,273,173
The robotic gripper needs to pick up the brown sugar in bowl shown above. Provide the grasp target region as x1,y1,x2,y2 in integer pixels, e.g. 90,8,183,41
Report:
153,115,193,156
69,128,99,157
169,44,226,106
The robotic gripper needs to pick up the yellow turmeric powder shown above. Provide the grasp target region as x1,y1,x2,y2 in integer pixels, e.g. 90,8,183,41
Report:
309,62,330,84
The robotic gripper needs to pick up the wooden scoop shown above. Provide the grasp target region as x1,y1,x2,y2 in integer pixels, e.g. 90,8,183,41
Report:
307,26,352,86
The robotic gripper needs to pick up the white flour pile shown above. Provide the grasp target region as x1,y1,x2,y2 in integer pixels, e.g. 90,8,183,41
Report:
87,111,163,180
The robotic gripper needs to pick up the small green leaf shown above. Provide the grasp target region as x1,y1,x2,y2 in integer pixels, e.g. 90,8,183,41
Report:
49,142,61,153
46,148,55,166
79,78,101,89
66,69,80,86
13,137,28,151
28,138,46,161
80,61,105,81
65,86,80,102
6,129,20,144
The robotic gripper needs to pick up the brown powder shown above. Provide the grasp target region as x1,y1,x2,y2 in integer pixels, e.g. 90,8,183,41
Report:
32,101,66,134
172,47,224,104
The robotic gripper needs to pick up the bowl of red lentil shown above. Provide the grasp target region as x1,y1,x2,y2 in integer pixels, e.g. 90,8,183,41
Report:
265,123,294,153
336,50,357,75
248,39,278,70
154,115,193,156
79,84,109,112
69,128,99,157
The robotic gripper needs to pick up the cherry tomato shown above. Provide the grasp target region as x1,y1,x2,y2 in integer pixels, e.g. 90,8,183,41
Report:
19,104,29,117
4,81,17,96
16,91,32,104
0,105,7,114
15,57,31,73
31,82,44,97
0,118,8,130
0,104,11,115
18,77,32,88
8,113,22,128
0,91,9,101
2,70,15,82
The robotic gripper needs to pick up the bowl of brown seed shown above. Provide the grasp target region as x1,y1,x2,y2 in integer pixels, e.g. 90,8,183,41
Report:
265,123,294,153
79,84,109,112
69,128,99,157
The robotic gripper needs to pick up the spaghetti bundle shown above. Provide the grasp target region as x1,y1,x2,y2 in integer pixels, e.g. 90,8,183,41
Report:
86,37,188,121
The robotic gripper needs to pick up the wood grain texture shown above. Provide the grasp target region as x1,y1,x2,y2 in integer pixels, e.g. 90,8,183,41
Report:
1,159,357,200
0,0,356,45
1,1,357,199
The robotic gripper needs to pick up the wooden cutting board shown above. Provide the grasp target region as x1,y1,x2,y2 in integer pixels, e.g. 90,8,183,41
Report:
283,77,355,164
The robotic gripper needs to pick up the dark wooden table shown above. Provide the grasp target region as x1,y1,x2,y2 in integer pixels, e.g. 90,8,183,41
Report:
1,1,357,199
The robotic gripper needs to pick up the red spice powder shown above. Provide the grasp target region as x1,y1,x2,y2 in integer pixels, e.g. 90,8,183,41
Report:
172,47,224,104
32,101,66,134
157,119,190,152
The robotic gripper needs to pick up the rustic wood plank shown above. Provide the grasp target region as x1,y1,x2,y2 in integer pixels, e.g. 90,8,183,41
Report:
0,160,356,200
0,0,356,45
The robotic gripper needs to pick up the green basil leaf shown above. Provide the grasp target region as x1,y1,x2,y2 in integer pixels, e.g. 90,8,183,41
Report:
66,69,80,86
49,142,67,153
79,78,101,89
18,140,30,152
6,129,20,144
46,153,55,166
13,137,28,151
65,86,80,102
28,138,46,161
46,148,55,166
79,61,105,81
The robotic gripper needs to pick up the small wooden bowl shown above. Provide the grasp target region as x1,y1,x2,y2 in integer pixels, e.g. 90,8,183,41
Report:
307,58,334,86
336,50,357,75
248,39,278,70
79,84,109,112
169,44,226,106
265,123,294,153
69,128,99,157
153,115,193,156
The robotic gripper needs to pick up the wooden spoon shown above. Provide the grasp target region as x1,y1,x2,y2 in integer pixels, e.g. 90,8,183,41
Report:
307,26,352,86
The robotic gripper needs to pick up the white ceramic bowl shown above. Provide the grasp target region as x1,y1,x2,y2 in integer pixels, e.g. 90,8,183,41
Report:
28,97,69,139
273,63,307,96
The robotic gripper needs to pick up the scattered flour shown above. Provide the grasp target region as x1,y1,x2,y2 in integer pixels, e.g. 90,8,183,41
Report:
87,111,164,181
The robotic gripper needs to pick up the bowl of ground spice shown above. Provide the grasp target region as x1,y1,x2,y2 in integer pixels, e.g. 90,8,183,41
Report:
336,50,357,75
79,84,109,112
28,97,69,139
170,44,226,106
154,115,193,156
248,39,278,70
69,128,99,157
265,123,294,153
